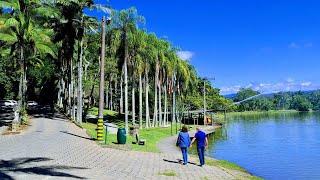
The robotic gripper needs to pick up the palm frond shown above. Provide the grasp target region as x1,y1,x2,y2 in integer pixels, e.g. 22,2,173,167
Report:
0,0,19,10
0,33,17,44
4,17,19,27
33,6,60,18
35,43,55,57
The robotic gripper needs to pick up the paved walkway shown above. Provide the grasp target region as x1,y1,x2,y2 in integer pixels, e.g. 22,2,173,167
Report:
0,114,251,179
157,126,218,155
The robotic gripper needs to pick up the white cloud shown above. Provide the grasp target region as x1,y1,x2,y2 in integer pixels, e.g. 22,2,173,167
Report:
177,51,194,61
288,42,300,49
301,82,312,87
286,78,295,83
220,80,319,95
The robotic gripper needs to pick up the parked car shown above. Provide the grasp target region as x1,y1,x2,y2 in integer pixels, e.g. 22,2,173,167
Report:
10,100,18,106
0,100,16,107
0,100,17,112
27,101,38,107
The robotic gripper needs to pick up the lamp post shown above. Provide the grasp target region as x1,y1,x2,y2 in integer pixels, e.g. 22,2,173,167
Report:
97,16,111,142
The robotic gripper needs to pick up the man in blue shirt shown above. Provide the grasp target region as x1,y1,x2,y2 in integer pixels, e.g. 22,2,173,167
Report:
190,127,208,166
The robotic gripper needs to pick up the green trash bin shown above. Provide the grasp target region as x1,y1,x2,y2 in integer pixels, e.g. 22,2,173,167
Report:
117,128,126,144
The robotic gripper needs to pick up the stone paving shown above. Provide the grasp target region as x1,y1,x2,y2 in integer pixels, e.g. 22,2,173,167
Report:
0,114,251,179
157,126,218,155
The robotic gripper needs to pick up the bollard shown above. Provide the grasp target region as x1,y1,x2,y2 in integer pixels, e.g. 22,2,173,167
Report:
97,118,104,141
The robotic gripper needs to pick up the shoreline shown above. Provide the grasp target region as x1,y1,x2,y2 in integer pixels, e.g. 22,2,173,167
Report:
157,125,261,179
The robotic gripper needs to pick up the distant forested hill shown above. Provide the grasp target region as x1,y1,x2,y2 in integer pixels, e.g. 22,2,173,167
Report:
228,88,320,112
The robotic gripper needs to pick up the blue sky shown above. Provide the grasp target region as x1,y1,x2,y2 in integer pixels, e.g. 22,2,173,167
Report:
88,0,320,94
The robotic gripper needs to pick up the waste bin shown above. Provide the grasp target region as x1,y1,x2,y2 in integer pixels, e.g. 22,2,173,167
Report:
117,128,126,144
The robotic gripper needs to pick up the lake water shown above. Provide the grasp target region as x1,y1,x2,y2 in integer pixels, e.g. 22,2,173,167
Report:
207,112,320,180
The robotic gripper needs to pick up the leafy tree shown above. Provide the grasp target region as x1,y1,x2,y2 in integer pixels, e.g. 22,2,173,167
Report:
290,95,312,111
0,0,55,124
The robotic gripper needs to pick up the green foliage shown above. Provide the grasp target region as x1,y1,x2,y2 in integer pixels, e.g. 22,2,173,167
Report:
233,89,318,112
291,95,312,111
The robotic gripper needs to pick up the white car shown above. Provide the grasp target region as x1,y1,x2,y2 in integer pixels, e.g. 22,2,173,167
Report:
0,100,16,107
27,101,38,106
9,100,17,106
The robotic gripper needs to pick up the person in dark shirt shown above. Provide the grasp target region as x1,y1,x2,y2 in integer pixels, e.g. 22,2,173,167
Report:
177,126,191,165
190,127,208,166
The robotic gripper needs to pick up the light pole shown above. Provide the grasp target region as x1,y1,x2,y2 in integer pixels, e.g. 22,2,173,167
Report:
97,16,111,142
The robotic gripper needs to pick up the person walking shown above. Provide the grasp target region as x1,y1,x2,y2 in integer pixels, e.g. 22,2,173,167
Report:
177,126,191,165
190,127,208,167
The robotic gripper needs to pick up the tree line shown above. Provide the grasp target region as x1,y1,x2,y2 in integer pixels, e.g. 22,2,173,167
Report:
0,0,233,130
234,88,320,112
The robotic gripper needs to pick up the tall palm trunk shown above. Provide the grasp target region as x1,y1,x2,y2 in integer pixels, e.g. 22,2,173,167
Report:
109,76,113,110
14,46,25,125
124,38,129,132
115,79,118,111
120,73,123,114
164,82,168,126
105,82,109,109
77,38,83,124
68,57,73,117
139,73,143,129
152,62,159,127
172,74,176,125
145,70,150,128
158,73,162,126
132,83,136,125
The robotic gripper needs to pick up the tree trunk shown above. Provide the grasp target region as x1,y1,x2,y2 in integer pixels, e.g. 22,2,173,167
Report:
164,82,168,126
120,73,123,114
132,84,135,125
14,46,24,125
158,75,162,127
172,74,176,125
71,58,76,121
145,71,150,128
68,57,73,117
109,76,113,111
105,82,109,109
124,32,129,132
115,79,118,111
77,38,83,124
139,74,143,129
152,62,159,127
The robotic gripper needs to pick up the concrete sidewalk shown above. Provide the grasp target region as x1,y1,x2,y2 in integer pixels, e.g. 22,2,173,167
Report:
0,114,252,179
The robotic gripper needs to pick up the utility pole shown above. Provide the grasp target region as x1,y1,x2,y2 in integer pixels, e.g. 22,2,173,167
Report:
203,80,206,125
97,16,106,142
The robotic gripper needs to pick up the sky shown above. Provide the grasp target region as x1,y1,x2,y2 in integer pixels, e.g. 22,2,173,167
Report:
88,0,320,95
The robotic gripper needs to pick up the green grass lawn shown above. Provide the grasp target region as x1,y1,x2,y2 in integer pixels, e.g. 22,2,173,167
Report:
88,107,118,117
82,121,193,152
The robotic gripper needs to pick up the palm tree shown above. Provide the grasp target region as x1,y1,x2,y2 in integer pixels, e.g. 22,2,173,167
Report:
0,0,56,125
111,7,144,131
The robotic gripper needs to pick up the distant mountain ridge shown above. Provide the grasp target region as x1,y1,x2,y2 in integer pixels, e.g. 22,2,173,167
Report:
223,89,320,100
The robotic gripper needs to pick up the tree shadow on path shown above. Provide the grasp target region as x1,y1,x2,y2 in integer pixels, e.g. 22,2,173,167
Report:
0,157,88,179
60,131,95,141
163,159,198,166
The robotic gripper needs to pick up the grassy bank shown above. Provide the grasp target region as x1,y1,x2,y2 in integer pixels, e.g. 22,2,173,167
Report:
82,122,188,152
205,158,262,179
227,110,299,116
